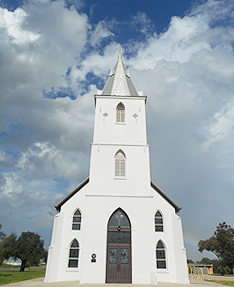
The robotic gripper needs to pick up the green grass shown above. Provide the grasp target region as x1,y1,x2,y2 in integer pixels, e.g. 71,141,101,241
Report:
206,280,234,286
0,267,45,285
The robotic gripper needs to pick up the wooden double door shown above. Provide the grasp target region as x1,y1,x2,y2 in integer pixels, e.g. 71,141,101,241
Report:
106,209,132,283
106,244,131,283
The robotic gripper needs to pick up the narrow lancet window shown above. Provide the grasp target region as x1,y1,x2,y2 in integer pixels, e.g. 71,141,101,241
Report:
155,211,163,232
68,239,79,268
72,209,81,230
115,150,126,177
116,102,125,122
156,240,166,269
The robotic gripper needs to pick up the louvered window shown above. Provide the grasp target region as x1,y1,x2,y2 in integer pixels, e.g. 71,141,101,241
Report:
68,239,79,268
156,240,166,269
72,209,81,230
115,150,125,177
116,103,125,122
155,211,163,232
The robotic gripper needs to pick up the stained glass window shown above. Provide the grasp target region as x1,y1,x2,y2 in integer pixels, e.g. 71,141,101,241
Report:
109,249,117,264
68,239,79,268
121,249,129,264
116,102,125,122
155,211,163,232
156,240,166,269
109,209,130,227
108,232,131,244
72,209,81,230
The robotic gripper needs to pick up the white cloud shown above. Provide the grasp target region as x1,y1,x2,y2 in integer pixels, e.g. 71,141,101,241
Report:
204,103,234,147
127,15,211,69
131,12,154,36
0,7,39,44
16,141,89,181
89,20,114,47
126,1,234,123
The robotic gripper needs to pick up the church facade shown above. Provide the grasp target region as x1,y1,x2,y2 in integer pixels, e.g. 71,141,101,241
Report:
44,51,189,285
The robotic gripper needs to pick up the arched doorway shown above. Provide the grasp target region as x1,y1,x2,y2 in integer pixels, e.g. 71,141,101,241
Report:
106,208,132,283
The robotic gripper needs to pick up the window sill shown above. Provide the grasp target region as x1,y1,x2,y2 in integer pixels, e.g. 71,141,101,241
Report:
115,122,126,125
156,269,169,273
66,268,79,272
114,177,127,180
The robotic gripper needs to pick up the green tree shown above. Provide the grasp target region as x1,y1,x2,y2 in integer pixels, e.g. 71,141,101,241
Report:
0,230,47,271
14,231,47,271
0,223,6,240
0,223,3,239
0,222,14,265
198,257,213,265
0,233,17,259
0,223,7,265
198,222,234,271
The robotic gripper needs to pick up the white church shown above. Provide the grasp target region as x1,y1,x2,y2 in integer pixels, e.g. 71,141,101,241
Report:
44,50,189,285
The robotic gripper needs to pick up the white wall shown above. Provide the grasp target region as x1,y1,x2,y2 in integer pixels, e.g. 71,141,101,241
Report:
93,96,147,145
45,180,189,284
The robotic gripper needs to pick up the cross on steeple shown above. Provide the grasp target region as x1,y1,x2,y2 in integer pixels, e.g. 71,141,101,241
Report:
117,45,123,57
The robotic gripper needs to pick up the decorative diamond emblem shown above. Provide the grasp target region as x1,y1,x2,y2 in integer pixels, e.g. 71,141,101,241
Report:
103,112,108,117
133,113,138,118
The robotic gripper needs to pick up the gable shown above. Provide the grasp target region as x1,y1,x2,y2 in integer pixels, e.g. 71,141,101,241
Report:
55,177,89,212
151,181,181,213
54,178,181,213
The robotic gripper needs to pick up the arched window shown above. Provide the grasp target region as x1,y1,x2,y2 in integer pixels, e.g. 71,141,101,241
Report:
156,240,166,269
68,239,79,268
155,211,163,232
108,208,131,228
116,102,125,122
115,150,125,177
72,209,81,230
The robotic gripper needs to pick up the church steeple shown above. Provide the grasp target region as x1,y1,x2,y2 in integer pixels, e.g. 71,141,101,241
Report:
101,47,139,97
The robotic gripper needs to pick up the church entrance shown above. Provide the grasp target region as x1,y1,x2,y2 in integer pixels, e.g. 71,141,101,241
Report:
106,209,132,283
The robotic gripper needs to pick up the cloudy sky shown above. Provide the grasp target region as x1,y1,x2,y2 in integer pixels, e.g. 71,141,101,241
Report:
0,0,234,262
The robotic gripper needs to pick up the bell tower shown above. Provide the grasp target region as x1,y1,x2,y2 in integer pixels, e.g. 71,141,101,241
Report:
89,49,151,195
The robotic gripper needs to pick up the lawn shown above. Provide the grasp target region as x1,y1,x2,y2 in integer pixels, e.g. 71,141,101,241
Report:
207,280,234,286
0,267,45,285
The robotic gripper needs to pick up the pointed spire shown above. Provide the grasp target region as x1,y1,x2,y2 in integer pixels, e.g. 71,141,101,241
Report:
101,48,139,97
117,45,123,58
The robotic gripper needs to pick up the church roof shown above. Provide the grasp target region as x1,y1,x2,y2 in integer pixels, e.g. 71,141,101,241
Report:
54,177,181,213
101,48,139,97
151,181,181,213
55,177,89,212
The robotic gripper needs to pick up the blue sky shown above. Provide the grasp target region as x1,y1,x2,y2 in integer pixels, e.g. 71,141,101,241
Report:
0,0,234,262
